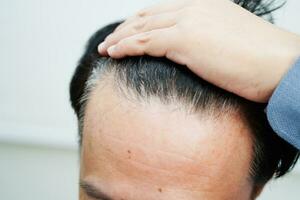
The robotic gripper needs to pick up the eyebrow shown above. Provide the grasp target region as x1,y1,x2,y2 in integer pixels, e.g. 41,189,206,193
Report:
80,180,114,200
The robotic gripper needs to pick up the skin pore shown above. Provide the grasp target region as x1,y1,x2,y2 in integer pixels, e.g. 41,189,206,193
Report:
79,76,258,200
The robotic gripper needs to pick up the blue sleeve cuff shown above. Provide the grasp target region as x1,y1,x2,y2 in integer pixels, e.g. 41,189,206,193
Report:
267,57,300,149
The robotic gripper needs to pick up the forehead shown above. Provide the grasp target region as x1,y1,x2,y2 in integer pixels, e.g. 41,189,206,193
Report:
80,81,253,199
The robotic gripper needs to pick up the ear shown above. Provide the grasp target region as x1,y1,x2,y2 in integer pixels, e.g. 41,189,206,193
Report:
251,184,266,199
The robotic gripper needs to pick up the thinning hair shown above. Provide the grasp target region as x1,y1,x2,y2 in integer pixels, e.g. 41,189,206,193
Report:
70,0,298,185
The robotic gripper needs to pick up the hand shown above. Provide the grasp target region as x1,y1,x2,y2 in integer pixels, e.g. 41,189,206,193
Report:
98,0,300,102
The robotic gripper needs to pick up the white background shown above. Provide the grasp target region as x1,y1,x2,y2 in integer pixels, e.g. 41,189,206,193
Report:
0,0,299,199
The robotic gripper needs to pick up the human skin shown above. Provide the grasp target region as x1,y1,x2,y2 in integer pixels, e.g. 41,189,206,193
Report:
98,0,300,103
79,77,259,200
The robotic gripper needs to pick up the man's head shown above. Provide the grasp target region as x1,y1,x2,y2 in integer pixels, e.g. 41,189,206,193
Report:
70,1,299,199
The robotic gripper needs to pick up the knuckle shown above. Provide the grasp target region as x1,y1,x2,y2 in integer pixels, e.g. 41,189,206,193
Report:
136,9,148,18
137,32,152,44
132,18,148,31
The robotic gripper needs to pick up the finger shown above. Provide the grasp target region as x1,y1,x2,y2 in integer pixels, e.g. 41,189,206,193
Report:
99,0,186,55
106,27,177,59
114,0,186,32
99,12,178,55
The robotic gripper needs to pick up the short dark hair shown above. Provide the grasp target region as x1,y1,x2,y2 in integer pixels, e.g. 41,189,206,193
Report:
70,0,298,185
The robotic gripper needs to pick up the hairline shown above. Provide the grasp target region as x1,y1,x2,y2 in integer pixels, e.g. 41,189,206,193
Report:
78,59,259,184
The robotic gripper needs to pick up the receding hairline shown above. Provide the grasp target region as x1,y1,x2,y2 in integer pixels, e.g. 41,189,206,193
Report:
73,54,298,185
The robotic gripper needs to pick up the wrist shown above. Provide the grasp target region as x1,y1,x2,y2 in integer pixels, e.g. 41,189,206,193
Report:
275,32,300,85
264,31,300,101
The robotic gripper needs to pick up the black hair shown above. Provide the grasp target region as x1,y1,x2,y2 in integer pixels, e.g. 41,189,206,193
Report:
70,0,298,185
233,0,286,22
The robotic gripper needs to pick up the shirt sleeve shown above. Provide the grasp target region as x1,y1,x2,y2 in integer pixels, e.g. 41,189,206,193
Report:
267,57,300,150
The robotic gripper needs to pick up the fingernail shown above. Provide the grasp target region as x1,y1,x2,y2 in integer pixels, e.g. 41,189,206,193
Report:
98,42,106,53
107,45,117,55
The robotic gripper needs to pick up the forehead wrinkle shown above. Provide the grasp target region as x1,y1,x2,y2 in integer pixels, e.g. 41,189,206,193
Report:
84,107,218,179
82,142,214,193
82,119,217,192
91,134,209,177
83,115,251,194
83,125,211,177
86,109,252,169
